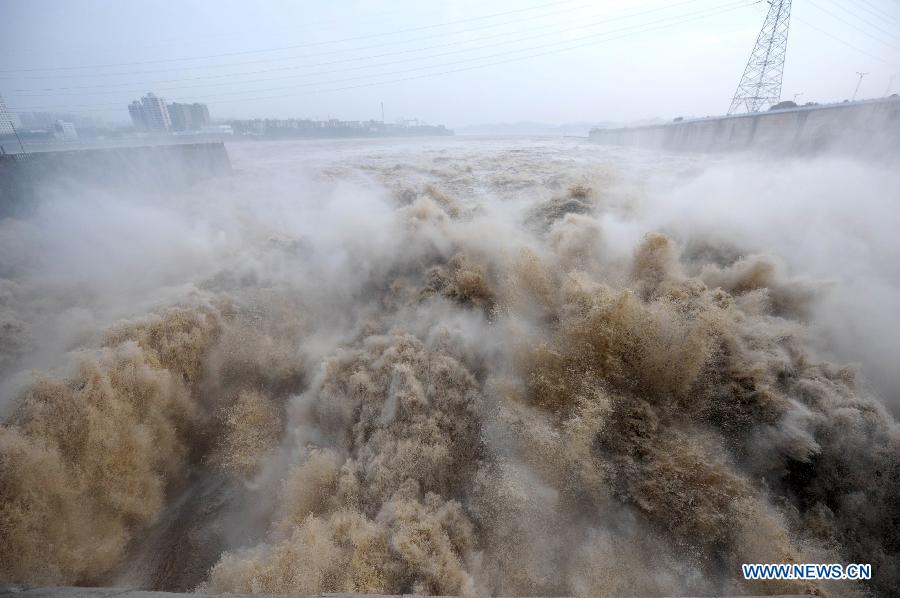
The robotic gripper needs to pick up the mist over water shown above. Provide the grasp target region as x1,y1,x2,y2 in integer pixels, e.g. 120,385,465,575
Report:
1,137,899,596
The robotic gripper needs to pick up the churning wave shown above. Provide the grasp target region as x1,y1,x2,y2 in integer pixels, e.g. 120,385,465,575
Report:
1,139,897,596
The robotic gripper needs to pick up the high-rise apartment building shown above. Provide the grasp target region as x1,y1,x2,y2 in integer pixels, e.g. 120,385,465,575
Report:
167,102,211,131
128,92,172,131
128,101,144,129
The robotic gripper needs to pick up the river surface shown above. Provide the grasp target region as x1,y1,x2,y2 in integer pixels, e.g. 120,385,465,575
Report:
1,136,898,596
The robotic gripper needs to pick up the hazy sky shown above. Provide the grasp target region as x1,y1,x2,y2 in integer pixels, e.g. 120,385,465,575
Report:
1,0,898,126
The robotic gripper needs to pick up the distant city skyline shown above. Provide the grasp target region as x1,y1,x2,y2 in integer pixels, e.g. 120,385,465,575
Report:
1,0,898,126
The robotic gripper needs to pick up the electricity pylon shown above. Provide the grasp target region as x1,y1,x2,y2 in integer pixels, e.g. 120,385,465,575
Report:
728,0,792,114
852,72,868,101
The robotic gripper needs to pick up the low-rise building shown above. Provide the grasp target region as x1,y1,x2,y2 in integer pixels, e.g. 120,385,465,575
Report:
53,120,78,141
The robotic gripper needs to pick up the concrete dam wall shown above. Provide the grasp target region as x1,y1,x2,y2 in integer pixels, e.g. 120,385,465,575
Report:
589,96,900,154
0,143,232,218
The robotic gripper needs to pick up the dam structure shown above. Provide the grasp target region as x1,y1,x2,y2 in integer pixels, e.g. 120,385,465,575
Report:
589,96,900,154
0,142,232,217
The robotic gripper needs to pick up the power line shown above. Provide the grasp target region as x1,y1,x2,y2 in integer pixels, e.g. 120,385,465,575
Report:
9,0,758,114
12,0,715,99
5,24,581,83
820,0,900,40
213,2,763,105
1,1,470,57
1,2,601,81
0,0,588,73
792,14,900,68
51,1,499,57
14,1,755,111
807,0,900,50
843,0,900,28
3,0,697,82
10,0,706,93
10,13,602,90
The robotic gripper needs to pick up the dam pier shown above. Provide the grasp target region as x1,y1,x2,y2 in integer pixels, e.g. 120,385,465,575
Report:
589,96,900,154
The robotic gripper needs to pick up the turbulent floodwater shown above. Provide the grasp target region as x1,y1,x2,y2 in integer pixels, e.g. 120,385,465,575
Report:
1,137,899,596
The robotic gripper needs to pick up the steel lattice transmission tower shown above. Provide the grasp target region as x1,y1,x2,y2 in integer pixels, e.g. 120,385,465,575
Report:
728,0,792,114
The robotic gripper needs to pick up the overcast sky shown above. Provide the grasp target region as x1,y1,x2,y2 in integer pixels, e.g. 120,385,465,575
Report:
1,0,898,126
